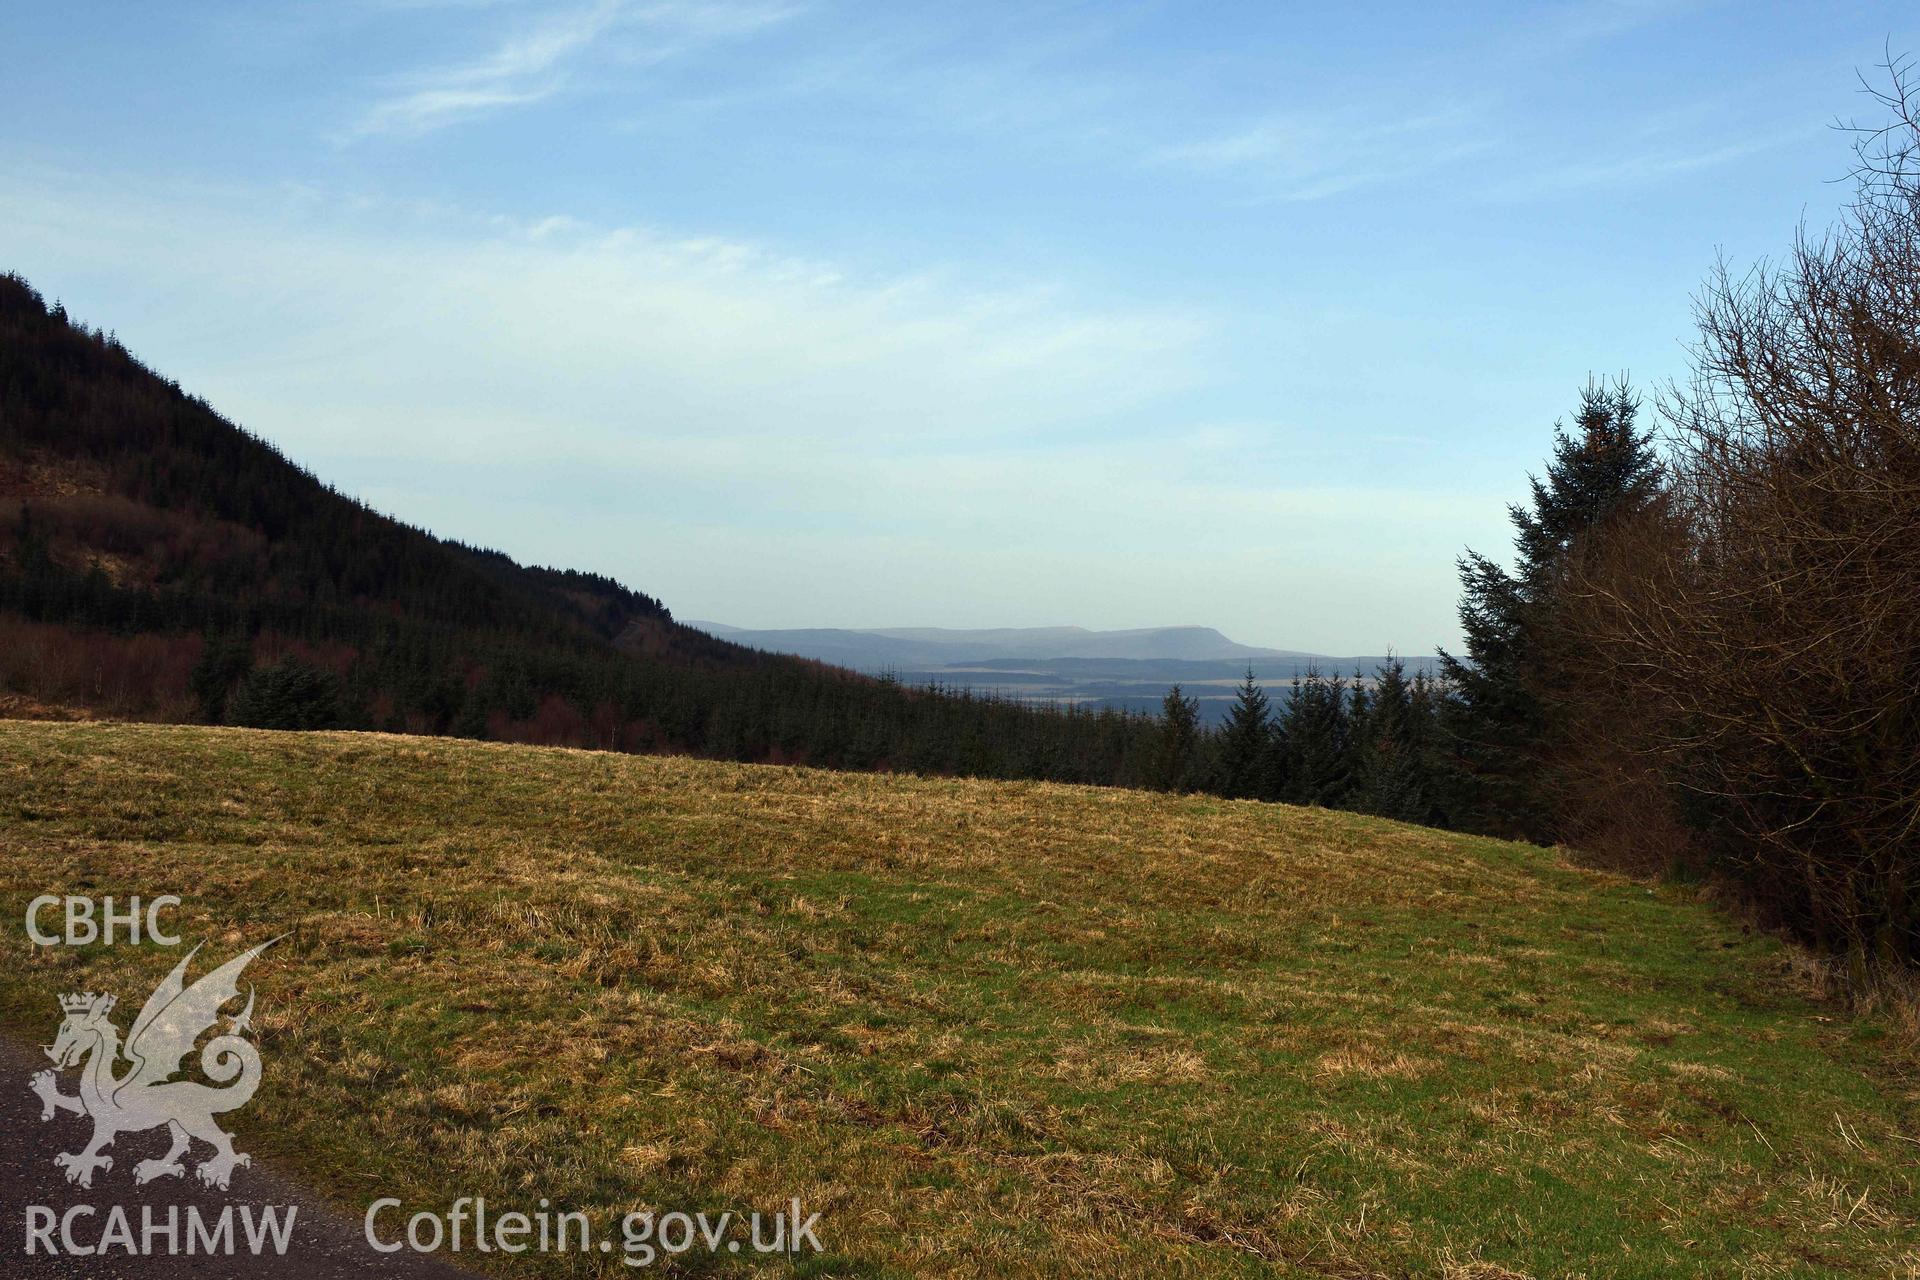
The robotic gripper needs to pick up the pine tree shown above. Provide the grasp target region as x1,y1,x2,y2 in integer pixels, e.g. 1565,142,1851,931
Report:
1354,657,1429,823
1440,380,1662,839
188,632,253,724
1408,669,1445,825
1513,384,1664,589
452,684,490,739
1280,668,1349,807
1154,685,1201,792
1340,668,1371,805
1216,669,1275,799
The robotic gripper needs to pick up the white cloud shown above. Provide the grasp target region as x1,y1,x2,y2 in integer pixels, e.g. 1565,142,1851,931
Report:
350,0,801,138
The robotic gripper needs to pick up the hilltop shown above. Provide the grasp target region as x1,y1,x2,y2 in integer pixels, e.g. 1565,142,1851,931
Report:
1,721,1914,1277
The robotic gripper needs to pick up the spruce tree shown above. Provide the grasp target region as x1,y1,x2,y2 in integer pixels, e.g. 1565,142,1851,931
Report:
1440,380,1662,839
1281,668,1349,807
1408,669,1444,825
1154,685,1201,792
452,684,491,739
1354,657,1429,823
188,632,253,724
1216,669,1275,799
1340,668,1371,806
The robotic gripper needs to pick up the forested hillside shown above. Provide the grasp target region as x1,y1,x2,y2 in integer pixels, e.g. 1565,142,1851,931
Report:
0,272,1156,781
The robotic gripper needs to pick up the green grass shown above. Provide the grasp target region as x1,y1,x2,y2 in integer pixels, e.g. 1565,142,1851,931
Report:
1,721,1916,1277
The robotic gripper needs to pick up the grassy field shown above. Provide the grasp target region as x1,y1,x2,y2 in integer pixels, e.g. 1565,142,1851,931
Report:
0,721,1915,1278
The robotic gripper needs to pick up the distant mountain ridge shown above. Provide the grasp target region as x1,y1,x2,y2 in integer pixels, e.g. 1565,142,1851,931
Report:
684,623,1436,727
686,622,1398,670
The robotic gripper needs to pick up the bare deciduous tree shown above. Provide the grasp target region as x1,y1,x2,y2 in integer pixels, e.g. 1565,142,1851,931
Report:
1569,64,1920,977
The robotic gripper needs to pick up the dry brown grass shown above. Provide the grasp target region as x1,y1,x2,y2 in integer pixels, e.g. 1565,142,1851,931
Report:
0,721,1915,1277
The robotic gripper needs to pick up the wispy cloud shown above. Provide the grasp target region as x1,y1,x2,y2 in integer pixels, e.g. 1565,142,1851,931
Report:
1142,0,1717,203
1480,126,1818,200
0,168,1244,634
1156,103,1495,202
1506,0,1714,56
0,169,1206,454
351,0,800,139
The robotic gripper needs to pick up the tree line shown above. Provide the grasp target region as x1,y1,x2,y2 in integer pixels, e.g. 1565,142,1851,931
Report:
1146,661,1447,826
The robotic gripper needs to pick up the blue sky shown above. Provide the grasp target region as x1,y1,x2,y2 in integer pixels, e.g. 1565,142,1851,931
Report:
3,1,1913,652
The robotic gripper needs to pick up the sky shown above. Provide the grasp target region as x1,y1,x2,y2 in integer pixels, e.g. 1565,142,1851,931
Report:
2,1,1914,653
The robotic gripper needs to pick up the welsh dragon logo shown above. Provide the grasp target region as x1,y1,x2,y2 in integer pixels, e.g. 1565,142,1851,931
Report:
30,939,278,1190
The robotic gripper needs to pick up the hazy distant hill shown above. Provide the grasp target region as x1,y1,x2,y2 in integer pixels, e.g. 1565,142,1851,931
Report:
688,622,1437,725
686,622,1326,667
